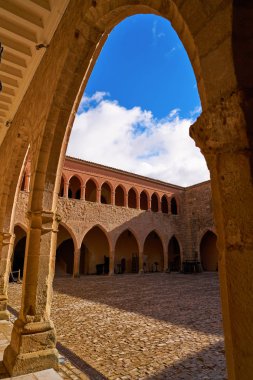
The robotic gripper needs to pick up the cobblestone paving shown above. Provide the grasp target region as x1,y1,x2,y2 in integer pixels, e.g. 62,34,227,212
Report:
8,273,227,380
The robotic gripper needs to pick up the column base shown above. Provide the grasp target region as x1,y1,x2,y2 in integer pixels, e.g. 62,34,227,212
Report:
3,319,59,376
138,269,144,275
0,310,10,320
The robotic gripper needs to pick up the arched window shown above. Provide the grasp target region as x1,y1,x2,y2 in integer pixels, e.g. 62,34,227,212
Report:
85,179,97,202
171,197,178,215
68,176,81,199
151,193,159,212
161,195,169,214
140,191,148,210
115,185,125,206
101,182,112,204
128,188,137,208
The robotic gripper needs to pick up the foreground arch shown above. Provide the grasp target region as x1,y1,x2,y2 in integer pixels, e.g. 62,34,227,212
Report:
0,2,251,379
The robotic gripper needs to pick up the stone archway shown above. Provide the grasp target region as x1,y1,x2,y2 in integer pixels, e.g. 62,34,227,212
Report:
168,236,181,272
82,226,110,275
56,224,75,276
12,225,27,279
200,231,218,272
115,229,139,273
143,231,164,272
0,2,252,379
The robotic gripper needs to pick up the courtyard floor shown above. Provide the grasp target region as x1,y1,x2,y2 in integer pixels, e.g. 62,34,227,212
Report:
8,273,227,380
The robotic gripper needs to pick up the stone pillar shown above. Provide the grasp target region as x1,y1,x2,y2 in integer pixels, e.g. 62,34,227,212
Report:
190,91,253,380
80,186,85,201
109,250,115,275
73,248,81,277
96,188,101,203
138,251,144,274
63,181,69,198
147,197,151,211
111,191,115,206
124,192,128,207
3,210,59,376
0,232,15,320
136,194,140,210
157,197,161,212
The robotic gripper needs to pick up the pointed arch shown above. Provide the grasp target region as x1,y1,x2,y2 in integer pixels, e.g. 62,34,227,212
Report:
140,190,149,210
12,224,27,279
101,181,112,204
168,235,181,272
200,230,218,272
128,187,137,209
115,184,126,207
115,229,139,273
161,194,169,214
151,192,159,212
85,178,98,202
171,196,178,215
143,230,164,272
68,175,82,199
81,224,111,275
56,224,75,276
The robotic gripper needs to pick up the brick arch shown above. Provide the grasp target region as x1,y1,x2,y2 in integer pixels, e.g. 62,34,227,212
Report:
100,181,113,204
128,187,138,209
140,189,149,210
84,177,99,188
58,222,78,252
112,227,141,254
161,194,170,214
115,184,126,206
151,192,160,212
81,224,113,253
197,227,217,260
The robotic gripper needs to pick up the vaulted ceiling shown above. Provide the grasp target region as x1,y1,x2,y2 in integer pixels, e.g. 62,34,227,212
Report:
0,0,69,144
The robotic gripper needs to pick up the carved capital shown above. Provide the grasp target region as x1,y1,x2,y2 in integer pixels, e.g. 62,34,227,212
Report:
0,232,15,246
26,210,60,233
190,91,250,154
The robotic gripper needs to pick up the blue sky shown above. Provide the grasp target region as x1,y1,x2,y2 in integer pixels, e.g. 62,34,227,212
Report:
68,14,209,186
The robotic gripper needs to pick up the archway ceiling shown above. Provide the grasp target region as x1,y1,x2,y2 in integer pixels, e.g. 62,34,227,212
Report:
0,0,69,144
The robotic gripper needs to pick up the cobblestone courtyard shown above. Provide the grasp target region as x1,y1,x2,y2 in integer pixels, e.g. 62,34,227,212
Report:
8,273,227,380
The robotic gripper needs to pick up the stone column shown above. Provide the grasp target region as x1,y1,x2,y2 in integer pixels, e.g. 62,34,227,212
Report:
138,251,144,274
111,191,115,206
190,91,253,380
63,181,69,198
124,192,128,207
3,210,59,376
0,232,15,320
136,194,140,210
163,250,168,272
73,248,81,277
147,197,151,211
80,186,85,201
96,188,101,203
109,250,115,275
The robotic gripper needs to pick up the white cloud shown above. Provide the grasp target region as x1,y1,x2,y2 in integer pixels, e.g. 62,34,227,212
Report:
67,92,210,187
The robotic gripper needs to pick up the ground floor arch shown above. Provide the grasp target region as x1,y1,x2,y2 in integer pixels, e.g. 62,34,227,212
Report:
81,226,110,275
56,224,75,276
12,225,27,279
115,230,139,274
143,231,164,272
200,231,218,272
168,236,181,272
